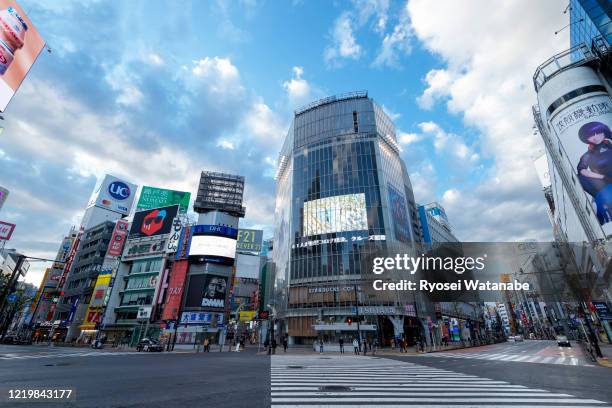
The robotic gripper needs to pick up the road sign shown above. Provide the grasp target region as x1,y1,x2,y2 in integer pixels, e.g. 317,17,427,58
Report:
7,293,17,303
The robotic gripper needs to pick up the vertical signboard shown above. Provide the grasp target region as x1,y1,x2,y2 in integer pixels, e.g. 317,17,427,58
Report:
387,184,411,243
160,260,189,321
0,1,45,112
236,229,263,254
0,220,15,240
106,219,129,257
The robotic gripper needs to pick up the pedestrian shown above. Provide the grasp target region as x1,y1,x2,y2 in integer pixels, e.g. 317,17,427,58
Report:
264,338,270,354
203,337,210,352
362,338,368,355
318,338,324,353
372,338,379,355
339,338,344,354
352,338,359,355
282,337,288,353
272,338,277,354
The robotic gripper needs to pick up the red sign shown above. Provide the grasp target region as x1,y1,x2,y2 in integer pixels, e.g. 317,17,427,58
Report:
161,260,189,321
0,220,15,240
106,219,128,257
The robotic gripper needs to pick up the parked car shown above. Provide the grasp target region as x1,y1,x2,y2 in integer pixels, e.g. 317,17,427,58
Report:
1,334,17,344
556,335,571,347
136,338,163,352
512,335,523,342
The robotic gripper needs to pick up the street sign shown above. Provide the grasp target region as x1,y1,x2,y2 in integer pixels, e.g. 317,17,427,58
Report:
7,293,17,303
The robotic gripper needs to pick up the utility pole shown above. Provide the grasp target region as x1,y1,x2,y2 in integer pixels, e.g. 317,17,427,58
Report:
353,283,362,348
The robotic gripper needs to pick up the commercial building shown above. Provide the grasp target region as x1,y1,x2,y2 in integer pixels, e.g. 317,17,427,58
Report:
272,91,423,346
533,30,612,342
417,202,459,250
570,0,612,48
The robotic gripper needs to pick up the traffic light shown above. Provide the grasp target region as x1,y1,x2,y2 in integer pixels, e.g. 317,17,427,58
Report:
347,317,352,326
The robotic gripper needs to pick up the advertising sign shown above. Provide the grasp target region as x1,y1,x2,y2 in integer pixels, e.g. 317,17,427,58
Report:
548,95,612,232
180,311,224,325
137,306,152,320
189,235,237,259
129,204,179,239
0,220,15,240
0,1,45,112
387,184,411,243
106,219,128,257
0,186,8,210
121,237,166,261
88,273,111,308
136,186,191,214
533,154,551,188
239,311,257,322
160,260,188,321
303,193,368,236
87,174,137,215
236,229,263,254
165,217,182,254
184,274,228,309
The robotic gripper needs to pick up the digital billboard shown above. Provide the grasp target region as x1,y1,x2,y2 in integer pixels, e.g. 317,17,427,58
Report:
236,229,263,254
136,186,191,214
86,174,138,216
189,235,237,259
303,193,368,236
184,274,228,309
129,204,179,239
0,186,8,210
0,1,45,112
387,184,411,243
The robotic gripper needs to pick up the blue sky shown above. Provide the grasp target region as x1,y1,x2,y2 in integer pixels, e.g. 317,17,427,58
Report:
0,0,569,285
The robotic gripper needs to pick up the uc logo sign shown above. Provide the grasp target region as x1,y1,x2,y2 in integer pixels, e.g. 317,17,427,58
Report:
108,181,131,200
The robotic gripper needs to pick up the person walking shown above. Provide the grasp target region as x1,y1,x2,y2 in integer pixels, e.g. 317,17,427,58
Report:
272,338,277,354
282,336,288,353
362,338,368,355
318,338,324,354
339,337,344,354
352,338,360,355
372,338,379,355
203,337,210,352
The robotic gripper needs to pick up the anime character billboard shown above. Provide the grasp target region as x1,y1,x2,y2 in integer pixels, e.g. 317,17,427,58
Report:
549,94,612,232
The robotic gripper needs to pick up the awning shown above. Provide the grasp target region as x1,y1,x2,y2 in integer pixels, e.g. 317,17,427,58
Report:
313,323,376,331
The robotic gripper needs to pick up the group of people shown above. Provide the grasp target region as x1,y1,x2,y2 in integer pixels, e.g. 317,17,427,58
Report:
331,337,378,355
265,334,288,354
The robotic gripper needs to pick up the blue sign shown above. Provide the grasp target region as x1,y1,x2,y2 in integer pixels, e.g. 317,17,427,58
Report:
108,181,131,200
191,224,238,239
7,293,17,303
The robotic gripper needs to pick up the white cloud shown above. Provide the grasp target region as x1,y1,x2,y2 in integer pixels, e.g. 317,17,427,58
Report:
372,5,411,68
381,104,401,121
353,0,390,33
217,139,236,150
408,0,567,240
418,121,479,163
283,66,311,108
397,131,420,145
191,57,244,98
324,12,363,67
147,52,164,65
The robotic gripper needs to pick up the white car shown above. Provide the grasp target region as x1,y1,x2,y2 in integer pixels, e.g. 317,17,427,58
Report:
512,335,523,342
556,335,571,347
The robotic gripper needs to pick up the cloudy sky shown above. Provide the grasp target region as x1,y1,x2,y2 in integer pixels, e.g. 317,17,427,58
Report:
1,0,569,286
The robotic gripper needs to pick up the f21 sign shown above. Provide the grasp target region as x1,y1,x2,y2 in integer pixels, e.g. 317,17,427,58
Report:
0,220,15,240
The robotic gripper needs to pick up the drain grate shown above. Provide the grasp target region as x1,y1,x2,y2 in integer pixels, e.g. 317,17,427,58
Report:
287,365,303,369
44,362,70,367
320,385,352,392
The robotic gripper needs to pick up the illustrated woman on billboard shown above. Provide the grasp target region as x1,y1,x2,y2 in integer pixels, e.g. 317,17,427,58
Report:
577,121,612,224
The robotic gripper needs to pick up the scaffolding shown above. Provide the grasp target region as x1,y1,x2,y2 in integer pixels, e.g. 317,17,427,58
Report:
193,171,246,218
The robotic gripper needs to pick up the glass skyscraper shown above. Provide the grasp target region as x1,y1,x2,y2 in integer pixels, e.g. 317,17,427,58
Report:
273,92,423,345
570,0,612,47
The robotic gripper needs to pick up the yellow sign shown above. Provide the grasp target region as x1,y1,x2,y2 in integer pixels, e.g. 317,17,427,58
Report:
239,311,257,321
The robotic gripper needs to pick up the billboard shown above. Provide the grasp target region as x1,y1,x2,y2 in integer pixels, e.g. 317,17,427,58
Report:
236,229,263,254
122,237,166,261
387,184,411,243
106,219,129,257
0,186,8,210
549,94,612,231
129,204,179,239
189,235,237,259
137,186,191,214
88,272,111,308
87,174,137,215
303,193,368,236
0,220,15,240
0,1,44,112
185,274,228,309
160,260,188,321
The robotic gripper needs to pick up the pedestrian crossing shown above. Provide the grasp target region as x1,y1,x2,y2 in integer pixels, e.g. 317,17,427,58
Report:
271,355,609,407
0,350,147,360
419,351,595,367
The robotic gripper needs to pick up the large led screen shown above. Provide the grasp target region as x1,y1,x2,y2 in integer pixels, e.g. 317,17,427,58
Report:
303,193,368,236
189,235,237,259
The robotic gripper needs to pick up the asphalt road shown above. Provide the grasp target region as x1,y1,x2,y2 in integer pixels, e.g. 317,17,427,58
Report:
385,340,612,404
0,345,270,408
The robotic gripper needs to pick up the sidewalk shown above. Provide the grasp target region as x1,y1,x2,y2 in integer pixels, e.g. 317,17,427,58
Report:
596,342,612,368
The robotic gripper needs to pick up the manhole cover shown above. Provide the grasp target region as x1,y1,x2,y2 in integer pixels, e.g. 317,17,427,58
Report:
287,365,303,369
320,385,352,392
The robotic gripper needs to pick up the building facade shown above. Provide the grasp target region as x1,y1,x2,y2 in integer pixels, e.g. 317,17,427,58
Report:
273,92,422,345
570,0,612,48
418,202,459,250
